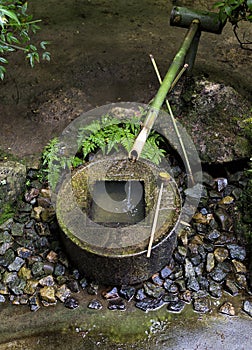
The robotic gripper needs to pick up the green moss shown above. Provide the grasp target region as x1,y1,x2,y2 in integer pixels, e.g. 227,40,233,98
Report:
0,203,15,225
0,149,19,163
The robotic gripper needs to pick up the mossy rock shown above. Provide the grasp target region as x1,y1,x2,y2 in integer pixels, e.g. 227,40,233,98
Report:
180,79,252,163
0,161,26,222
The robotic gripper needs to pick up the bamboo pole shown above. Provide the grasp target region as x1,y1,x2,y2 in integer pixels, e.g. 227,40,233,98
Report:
129,19,200,162
149,55,194,185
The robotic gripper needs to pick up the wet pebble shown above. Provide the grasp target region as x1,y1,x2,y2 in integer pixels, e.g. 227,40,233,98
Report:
209,281,222,298
24,280,39,295
0,294,5,302
64,297,79,309
219,302,235,316
67,279,80,293
214,247,229,263
54,263,66,276
31,262,45,278
214,178,228,192
135,297,164,312
8,276,26,295
179,290,192,304
40,286,56,303
167,300,185,313
119,285,136,301
29,295,40,312
79,277,88,290
214,208,231,230
209,262,231,282
0,242,12,255
39,275,54,287
135,288,146,301
17,247,33,259
232,260,247,273
108,298,126,311
56,284,71,302
0,249,15,267
8,257,25,272
227,244,246,261
160,266,173,279
151,273,163,286
102,287,119,300
206,229,220,242
25,188,39,203
10,222,24,237
143,282,164,298
87,282,99,295
0,231,12,244
243,300,252,317
224,279,239,296
88,299,103,310
193,297,210,313
206,253,215,272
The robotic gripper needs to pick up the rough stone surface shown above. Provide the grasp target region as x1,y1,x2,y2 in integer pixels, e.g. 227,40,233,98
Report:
0,161,26,214
181,80,251,163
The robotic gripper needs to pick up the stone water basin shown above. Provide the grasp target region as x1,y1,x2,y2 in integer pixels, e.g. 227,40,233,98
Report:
56,157,181,285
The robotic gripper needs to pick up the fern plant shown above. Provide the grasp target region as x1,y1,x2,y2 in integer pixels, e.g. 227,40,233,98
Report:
40,114,167,190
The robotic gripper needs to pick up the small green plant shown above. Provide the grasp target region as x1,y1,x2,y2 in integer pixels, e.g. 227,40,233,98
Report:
0,0,50,79
40,114,167,190
214,0,252,49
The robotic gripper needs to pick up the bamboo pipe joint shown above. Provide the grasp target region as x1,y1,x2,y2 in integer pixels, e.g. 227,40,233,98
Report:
170,6,226,34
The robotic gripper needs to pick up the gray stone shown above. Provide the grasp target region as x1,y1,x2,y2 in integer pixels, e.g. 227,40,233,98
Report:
193,297,210,313
167,300,185,313
243,300,252,317
209,262,231,282
8,257,25,272
219,302,236,316
206,253,215,272
8,276,26,295
0,249,15,267
0,231,12,243
88,299,103,310
11,222,24,237
56,284,71,302
227,244,246,261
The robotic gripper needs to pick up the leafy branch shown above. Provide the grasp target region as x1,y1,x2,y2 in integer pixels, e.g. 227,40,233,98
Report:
214,0,252,49
0,0,50,79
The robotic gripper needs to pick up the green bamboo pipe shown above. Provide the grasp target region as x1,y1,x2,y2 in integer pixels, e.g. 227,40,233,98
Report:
128,19,200,162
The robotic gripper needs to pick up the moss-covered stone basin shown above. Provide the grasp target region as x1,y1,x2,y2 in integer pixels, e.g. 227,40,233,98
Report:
56,157,181,285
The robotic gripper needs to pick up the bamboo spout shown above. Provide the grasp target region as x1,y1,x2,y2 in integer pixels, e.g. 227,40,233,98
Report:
129,19,200,162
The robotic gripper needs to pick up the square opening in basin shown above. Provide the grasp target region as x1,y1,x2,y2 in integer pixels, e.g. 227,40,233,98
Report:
89,180,146,227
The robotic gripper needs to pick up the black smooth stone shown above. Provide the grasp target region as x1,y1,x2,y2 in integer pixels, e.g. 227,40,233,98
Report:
88,299,103,310
135,297,164,312
64,297,79,309
167,300,185,313
119,286,136,301
108,298,126,311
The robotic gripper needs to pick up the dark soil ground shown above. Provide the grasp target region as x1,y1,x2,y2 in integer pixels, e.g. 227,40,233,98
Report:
0,0,251,161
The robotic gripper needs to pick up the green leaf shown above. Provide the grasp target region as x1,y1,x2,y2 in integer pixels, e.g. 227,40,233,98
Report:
248,0,252,11
42,51,50,61
40,41,49,50
0,65,6,80
6,32,19,44
21,2,28,15
213,1,225,9
0,57,7,63
0,8,20,24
